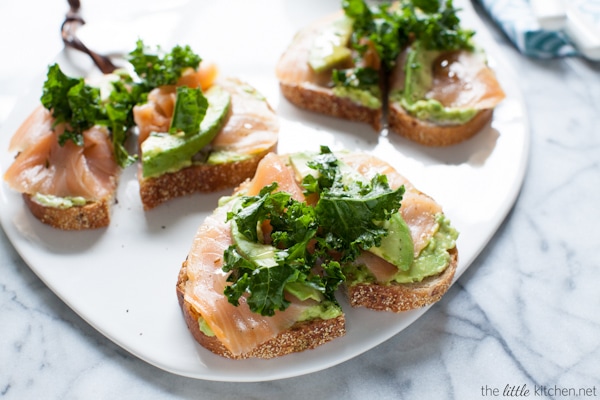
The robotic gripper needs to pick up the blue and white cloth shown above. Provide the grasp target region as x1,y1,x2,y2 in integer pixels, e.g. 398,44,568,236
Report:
475,0,600,60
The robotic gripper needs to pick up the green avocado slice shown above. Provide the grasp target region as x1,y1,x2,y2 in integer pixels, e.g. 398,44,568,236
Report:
368,212,414,272
141,85,231,178
308,16,353,73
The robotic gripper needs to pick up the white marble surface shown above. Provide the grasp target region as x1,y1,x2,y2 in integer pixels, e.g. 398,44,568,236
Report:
1,0,599,399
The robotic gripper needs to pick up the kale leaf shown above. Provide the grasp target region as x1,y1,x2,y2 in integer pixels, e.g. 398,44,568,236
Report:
400,0,475,51
331,67,379,90
341,0,474,70
223,184,326,316
41,64,104,146
104,77,142,167
38,40,205,167
304,146,405,261
169,86,208,136
128,39,202,91
222,147,404,316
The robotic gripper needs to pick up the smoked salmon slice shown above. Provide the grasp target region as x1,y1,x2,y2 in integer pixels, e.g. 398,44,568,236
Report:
3,106,119,202
427,50,505,111
133,62,219,146
210,79,279,159
182,154,315,357
133,78,278,160
390,46,506,113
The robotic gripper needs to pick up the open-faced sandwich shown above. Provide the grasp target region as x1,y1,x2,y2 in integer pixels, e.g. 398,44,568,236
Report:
3,40,279,228
276,0,505,146
276,8,384,130
3,64,130,230
131,42,279,210
176,146,458,359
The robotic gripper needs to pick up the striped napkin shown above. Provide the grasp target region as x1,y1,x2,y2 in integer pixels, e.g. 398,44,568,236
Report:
475,0,600,60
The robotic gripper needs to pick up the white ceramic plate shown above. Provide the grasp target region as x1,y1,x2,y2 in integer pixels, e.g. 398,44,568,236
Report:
0,0,528,382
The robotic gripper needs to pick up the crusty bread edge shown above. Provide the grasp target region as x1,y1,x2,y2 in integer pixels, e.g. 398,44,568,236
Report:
388,102,493,146
344,247,458,312
22,193,112,230
139,146,276,210
176,261,346,359
280,83,382,131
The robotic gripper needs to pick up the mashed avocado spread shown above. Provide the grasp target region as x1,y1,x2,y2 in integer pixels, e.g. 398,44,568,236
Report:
32,193,88,209
332,86,382,109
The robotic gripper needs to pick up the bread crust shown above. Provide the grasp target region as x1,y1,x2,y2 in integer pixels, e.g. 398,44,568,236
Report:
388,97,494,147
22,193,111,230
139,145,275,210
280,83,382,131
344,247,458,312
176,262,346,359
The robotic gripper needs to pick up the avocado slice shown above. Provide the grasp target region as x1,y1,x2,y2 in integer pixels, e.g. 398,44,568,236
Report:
231,217,278,269
369,212,414,272
308,16,353,73
141,85,231,178
288,151,319,181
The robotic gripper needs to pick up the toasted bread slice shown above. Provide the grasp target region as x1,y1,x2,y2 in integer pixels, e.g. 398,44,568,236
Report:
176,262,346,360
176,183,346,359
176,150,458,358
138,145,275,210
387,45,504,146
279,83,382,131
388,103,494,146
344,247,458,312
3,105,121,230
22,193,112,230
135,78,279,210
335,152,459,312
276,11,383,131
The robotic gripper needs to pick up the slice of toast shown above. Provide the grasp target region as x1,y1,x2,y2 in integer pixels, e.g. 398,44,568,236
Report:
176,262,346,360
276,11,383,131
4,106,121,231
177,150,458,358
22,193,113,230
344,247,458,312
175,182,346,359
387,46,504,146
138,146,275,210
136,78,279,210
388,103,494,146
334,152,459,312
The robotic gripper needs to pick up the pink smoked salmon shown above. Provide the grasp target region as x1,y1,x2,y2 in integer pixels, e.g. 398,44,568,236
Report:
133,64,218,145
390,47,506,114
134,66,278,160
182,153,316,357
4,106,119,201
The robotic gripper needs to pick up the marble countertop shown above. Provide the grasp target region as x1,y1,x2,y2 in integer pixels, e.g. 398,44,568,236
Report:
1,1,599,399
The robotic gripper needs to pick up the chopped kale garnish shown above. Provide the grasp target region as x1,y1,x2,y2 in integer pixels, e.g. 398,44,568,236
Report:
222,147,405,316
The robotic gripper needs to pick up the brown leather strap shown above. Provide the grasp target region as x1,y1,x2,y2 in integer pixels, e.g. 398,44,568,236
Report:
61,0,117,73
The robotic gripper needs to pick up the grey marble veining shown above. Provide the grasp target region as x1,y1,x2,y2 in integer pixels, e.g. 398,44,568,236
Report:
1,1,599,399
